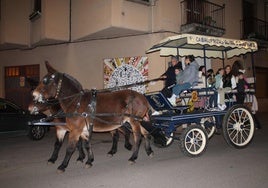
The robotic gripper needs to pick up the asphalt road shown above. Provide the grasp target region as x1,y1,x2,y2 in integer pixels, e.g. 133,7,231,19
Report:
0,113,267,188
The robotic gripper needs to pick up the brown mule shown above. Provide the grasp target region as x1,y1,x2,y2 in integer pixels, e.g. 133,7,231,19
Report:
32,61,153,172
28,100,132,164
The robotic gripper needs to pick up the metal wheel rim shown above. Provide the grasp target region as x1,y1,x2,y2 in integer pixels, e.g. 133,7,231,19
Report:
184,128,207,155
166,132,174,145
31,126,44,139
226,107,254,146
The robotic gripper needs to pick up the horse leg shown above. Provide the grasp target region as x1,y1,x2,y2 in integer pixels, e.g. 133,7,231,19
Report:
141,126,154,157
83,121,94,168
121,123,132,151
57,132,79,173
83,138,94,168
76,137,86,163
48,127,66,164
107,130,119,157
128,121,142,164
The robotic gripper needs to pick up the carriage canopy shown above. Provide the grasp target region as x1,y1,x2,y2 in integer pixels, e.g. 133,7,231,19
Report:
146,34,258,59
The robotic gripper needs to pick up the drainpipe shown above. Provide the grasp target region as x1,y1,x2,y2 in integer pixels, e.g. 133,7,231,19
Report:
69,0,72,42
150,0,158,33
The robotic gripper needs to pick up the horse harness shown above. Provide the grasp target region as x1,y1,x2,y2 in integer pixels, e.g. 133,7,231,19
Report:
38,88,144,128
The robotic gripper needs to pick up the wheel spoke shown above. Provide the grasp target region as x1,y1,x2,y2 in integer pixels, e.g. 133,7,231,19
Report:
195,136,203,142
243,127,251,132
195,142,201,149
187,143,194,151
185,140,192,144
186,134,192,141
227,121,235,128
229,114,237,123
240,131,246,143
230,131,239,143
227,127,236,135
194,131,200,139
242,116,249,124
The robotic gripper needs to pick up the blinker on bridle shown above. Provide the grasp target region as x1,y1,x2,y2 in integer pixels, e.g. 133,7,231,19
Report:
42,73,63,99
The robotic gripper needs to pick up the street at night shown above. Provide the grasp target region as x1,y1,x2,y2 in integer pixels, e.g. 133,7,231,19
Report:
0,113,267,188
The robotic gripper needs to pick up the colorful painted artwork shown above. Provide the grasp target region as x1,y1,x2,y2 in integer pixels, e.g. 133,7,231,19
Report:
104,56,149,93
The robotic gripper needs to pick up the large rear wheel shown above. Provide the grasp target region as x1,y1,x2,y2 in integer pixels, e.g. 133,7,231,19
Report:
222,104,255,148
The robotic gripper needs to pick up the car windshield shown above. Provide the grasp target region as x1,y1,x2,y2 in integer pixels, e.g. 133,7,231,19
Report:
0,101,20,113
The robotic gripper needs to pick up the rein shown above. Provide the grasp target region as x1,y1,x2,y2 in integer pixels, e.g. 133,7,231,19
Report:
96,77,166,93
38,74,163,126
40,90,144,126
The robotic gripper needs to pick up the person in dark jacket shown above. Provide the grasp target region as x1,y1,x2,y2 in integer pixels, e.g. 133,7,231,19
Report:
160,56,182,97
236,71,248,104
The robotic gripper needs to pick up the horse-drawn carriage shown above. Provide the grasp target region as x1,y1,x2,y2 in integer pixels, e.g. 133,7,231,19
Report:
31,34,258,172
145,34,257,156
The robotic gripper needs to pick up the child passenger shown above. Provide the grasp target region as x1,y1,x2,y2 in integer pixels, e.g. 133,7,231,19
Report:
236,71,248,104
174,65,182,84
209,68,225,110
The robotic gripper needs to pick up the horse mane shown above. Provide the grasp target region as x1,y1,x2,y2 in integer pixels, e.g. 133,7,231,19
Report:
64,73,83,91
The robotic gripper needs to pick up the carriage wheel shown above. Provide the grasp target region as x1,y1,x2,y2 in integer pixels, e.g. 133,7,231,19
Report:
179,125,208,157
200,116,216,139
222,104,255,148
153,132,174,148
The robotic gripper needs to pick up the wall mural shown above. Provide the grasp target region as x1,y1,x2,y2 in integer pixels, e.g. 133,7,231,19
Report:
103,56,149,93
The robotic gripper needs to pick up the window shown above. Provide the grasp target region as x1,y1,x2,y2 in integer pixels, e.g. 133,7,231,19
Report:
5,67,20,77
126,0,151,6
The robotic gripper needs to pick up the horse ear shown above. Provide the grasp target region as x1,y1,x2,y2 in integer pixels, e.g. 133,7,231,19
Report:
45,61,57,74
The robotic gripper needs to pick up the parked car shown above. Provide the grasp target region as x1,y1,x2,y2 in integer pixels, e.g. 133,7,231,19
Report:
0,98,48,140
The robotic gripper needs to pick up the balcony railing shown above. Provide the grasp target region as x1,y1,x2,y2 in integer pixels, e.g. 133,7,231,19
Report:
241,17,268,41
180,0,225,36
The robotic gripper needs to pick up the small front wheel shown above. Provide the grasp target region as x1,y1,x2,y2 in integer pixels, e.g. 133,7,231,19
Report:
179,125,208,157
222,104,255,148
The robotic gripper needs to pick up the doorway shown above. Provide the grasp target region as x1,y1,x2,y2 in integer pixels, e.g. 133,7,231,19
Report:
5,65,40,110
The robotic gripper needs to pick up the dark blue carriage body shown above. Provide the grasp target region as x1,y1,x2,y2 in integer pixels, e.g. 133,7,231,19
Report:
145,91,226,136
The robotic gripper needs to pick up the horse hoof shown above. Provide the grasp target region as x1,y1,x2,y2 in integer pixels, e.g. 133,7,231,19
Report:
125,144,132,151
149,152,154,158
76,160,83,164
107,153,113,158
57,169,65,174
128,160,136,165
47,161,54,165
85,163,92,169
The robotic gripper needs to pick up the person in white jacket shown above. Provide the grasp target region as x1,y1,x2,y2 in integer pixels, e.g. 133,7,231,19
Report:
216,65,236,110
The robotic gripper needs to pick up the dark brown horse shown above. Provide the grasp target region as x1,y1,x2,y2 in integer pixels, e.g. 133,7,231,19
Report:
32,62,154,172
28,100,132,163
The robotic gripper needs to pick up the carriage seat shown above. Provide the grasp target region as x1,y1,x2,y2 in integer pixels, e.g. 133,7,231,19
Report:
145,92,189,113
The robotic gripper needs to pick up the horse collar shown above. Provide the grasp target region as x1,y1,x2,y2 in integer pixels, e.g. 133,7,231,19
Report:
55,74,63,99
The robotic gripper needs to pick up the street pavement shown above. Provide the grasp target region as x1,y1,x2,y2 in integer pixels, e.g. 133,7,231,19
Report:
0,113,267,188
